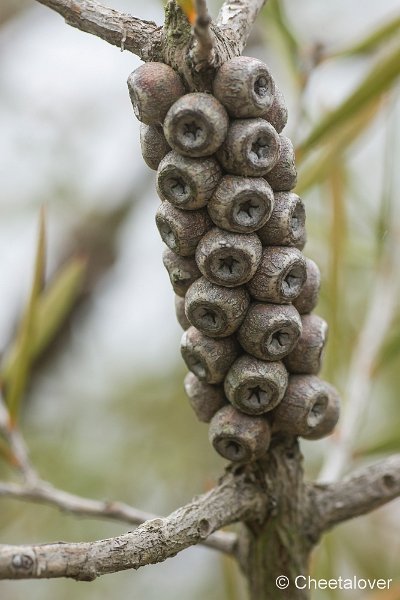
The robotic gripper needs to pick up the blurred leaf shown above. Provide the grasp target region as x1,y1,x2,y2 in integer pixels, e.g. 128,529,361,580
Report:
374,318,400,374
5,209,46,421
330,14,400,58
324,163,347,380
176,0,196,24
297,44,400,159
0,438,13,465
263,0,300,80
1,257,87,388
297,99,381,194
356,425,400,457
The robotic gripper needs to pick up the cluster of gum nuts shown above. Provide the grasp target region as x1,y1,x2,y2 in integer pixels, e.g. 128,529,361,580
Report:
127,56,340,463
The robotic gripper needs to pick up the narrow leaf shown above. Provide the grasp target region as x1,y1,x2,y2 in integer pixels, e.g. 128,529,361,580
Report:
297,44,400,159
5,209,46,420
296,99,381,194
331,14,400,58
1,257,87,387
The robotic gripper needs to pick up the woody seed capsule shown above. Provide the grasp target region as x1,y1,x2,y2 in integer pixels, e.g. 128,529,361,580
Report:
140,124,170,170
265,136,297,192
207,176,274,233
181,326,239,384
272,375,340,439
284,314,328,375
224,354,288,415
293,258,321,314
195,228,262,287
258,192,306,249
238,303,302,361
213,56,275,118
155,203,211,257
263,86,288,133
303,382,340,440
157,151,221,210
175,295,191,330
127,62,185,125
185,277,250,338
216,119,281,177
184,372,227,423
209,404,271,462
162,248,201,297
163,93,229,158
247,247,307,304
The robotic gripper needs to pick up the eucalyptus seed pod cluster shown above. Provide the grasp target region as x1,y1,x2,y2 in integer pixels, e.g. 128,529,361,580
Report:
127,57,340,463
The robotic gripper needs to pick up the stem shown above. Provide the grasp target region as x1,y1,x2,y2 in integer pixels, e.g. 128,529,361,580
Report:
242,438,314,600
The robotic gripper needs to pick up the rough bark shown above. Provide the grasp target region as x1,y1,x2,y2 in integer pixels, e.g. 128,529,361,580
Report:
241,437,315,600
0,468,267,580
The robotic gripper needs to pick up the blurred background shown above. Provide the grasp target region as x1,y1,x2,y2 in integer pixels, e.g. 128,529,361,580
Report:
0,0,399,598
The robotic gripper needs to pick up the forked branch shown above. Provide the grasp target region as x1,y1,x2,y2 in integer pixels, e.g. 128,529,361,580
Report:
0,469,267,581
0,479,237,554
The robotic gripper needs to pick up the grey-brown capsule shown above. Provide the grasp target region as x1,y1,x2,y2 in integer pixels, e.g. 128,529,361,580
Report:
284,314,328,375
140,124,170,170
127,63,185,125
209,404,271,462
238,303,302,361
162,248,201,297
185,277,249,338
184,372,227,423
163,93,229,158
265,136,297,192
272,375,340,439
181,326,239,384
156,151,221,210
293,258,321,314
217,119,281,177
195,228,262,287
213,56,275,119
155,203,211,257
175,295,191,330
258,192,306,249
263,86,288,133
207,176,274,233
224,354,288,415
303,382,340,440
247,247,307,304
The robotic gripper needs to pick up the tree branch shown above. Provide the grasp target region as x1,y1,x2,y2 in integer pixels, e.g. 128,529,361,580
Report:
0,479,237,555
34,0,162,59
0,468,266,580
217,0,268,53
312,455,400,535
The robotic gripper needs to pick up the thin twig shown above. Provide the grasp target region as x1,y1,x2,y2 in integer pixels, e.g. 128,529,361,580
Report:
0,479,237,555
191,0,216,69
313,455,400,535
319,236,400,482
0,470,266,580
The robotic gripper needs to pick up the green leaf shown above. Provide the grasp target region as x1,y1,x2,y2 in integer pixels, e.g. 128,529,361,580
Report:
330,14,400,58
296,99,381,194
5,209,46,421
1,257,86,390
263,0,300,79
297,44,400,160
